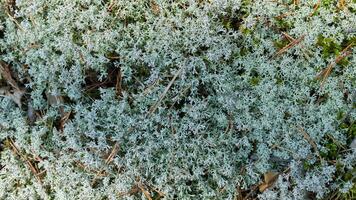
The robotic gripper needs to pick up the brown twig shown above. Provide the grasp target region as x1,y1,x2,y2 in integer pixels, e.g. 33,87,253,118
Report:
281,32,311,60
271,34,305,59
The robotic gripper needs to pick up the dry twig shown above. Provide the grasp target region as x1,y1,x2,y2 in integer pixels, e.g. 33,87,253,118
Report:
271,34,305,59
281,32,311,60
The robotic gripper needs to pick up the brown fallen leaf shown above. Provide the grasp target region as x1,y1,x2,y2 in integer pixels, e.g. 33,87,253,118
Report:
258,171,279,192
0,61,26,108
0,86,25,108
0,61,20,90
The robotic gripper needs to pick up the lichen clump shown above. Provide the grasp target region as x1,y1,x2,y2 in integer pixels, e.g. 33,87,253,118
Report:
0,0,355,199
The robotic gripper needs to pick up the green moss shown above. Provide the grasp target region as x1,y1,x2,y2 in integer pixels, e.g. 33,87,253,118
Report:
316,35,342,58
336,110,345,120
72,30,83,45
274,38,289,50
249,77,261,86
221,0,251,31
239,25,252,35
274,18,293,31
316,36,355,67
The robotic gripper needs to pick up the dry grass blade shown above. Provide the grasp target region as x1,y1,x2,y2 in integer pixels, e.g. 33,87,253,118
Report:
271,34,305,59
148,66,184,115
297,126,322,160
258,171,279,192
5,12,24,31
107,0,116,12
317,42,353,88
337,0,346,10
8,138,42,184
